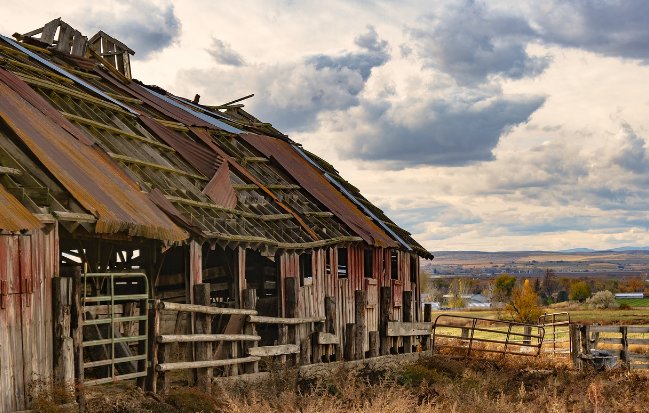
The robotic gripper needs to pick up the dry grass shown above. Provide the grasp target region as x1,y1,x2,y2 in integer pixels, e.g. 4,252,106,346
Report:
79,354,649,413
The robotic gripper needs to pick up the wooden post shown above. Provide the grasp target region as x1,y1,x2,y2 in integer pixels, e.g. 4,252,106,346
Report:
355,290,366,360
285,277,299,364
136,299,149,389
71,266,85,412
403,290,413,353
344,323,356,361
300,336,311,366
312,321,325,363
369,331,379,358
325,296,336,362
53,277,74,390
158,343,171,395
580,325,591,355
379,286,391,356
523,326,532,346
145,299,160,392
423,303,432,350
621,326,630,365
570,324,581,369
194,284,212,392
243,289,259,373
278,324,288,364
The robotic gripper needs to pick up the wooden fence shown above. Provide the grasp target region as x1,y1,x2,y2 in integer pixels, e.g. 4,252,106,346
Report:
570,324,649,370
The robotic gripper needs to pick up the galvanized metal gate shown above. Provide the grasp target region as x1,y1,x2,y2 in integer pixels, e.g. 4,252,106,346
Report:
539,312,571,357
81,271,149,385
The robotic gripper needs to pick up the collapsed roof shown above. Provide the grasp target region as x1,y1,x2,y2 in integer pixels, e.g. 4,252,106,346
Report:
0,18,433,259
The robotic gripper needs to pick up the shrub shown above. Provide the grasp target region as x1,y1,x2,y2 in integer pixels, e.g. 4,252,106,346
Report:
587,290,619,309
619,303,631,310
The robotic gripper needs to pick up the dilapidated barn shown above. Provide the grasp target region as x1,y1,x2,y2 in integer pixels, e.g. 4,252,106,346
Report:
0,19,433,412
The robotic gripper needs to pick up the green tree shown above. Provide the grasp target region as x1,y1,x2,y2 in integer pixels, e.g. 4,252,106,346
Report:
570,281,591,302
494,274,516,298
506,279,542,323
556,290,568,302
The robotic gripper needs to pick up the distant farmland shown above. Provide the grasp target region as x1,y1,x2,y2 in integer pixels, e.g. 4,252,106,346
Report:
617,298,649,307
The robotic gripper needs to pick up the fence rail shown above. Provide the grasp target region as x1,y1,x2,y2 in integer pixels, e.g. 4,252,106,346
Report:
432,314,545,358
571,324,649,370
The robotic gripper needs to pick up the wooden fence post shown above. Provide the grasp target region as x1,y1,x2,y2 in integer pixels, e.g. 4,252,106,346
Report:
379,286,391,356
300,336,311,366
344,323,356,361
423,303,432,351
355,290,366,360
278,324,288,364
53,277,74,390
580,325,591,356
621,326,629,365
70,266,85,412
312,321,324,364
194,284,212,392
325,296,336,361
145,300,160,392
403,290,413,353
368,331,379,358
523,326,532,346
243,289,259,373
285,277,300,364
569,324,581,369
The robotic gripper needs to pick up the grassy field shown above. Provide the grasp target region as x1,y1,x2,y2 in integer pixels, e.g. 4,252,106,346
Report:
616,298,649,307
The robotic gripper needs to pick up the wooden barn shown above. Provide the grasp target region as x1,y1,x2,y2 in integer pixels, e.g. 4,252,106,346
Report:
0,19,433,412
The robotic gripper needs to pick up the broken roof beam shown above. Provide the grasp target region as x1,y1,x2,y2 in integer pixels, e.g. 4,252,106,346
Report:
60,112,175,151
0,166,21,176
109,153,207,181
52,210,97,223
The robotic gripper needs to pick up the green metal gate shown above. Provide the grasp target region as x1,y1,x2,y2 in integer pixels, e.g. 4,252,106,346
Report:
81,271,149,386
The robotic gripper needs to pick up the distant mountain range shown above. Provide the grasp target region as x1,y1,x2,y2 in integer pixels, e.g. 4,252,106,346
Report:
559,247,649,253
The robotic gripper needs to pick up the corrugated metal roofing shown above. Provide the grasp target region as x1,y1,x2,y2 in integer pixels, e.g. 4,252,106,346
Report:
0,34,139,115
203,162,237,209
0,69,187,241
0,183,42,231
240,133,398,249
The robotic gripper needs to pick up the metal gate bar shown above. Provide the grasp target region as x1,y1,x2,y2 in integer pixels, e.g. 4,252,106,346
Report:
82,271,149,386
538,312,571,357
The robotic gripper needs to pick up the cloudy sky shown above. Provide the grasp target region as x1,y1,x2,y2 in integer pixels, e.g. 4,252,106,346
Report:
2,0,649,252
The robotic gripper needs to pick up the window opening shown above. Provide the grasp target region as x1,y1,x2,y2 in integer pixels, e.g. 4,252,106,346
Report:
364,249,373,278
337,248,348,278
390,251,398,280
299,252,313,286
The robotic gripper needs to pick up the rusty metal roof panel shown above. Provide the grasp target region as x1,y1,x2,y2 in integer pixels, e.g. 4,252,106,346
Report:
240,133,397,249
0,69,187,241
0,183,42,231
203,162,237,209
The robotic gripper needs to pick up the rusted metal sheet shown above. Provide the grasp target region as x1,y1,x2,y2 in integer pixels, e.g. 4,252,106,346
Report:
0,183,42,231
139,115,223,178
202,162,237,209
0,70,187,241
240,134,397,249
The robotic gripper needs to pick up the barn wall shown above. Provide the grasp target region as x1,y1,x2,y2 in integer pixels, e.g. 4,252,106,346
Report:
0,227,57,413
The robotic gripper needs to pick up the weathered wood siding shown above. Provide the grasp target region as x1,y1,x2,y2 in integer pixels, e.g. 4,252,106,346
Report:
0,228,57,413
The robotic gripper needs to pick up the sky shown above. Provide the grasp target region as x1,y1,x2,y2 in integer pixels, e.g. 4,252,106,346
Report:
2,0,649,252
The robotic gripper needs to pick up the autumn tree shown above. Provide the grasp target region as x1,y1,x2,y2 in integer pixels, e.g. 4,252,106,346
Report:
449,279,470,308
506,279,542,323
494,274,516,298
569,281,592,302
543,268,557,295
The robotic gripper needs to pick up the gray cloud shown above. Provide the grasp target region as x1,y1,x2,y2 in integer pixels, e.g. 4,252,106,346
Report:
607,122,648,173
76,0,181,59
534,1,649,62
305,25,390,81
206,37,246,66
408,0,551,86
179,26,390,132
340,94,545,167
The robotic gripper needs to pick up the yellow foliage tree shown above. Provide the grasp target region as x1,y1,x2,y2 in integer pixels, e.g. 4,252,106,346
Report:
506,279,542,323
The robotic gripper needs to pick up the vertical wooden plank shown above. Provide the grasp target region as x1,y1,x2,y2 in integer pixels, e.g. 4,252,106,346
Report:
403,290,413,353
285,276,299,364
0,236,9,413
237,247,246,308
354,290,366,360
19,235,34,406
194,284,212,392
53,276,73,387
71,266,85,411
145,300,160,393
379,286,390,356
243,289,259,373
344,323,355,361
369,331,379,358
424,303,432,350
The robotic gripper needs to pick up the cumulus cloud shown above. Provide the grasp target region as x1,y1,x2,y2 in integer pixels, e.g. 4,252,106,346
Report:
206,37,246,66
408,0,551,86
73,0,181,59
339,93,545,168
605,122,648,174
178,26,390,131
534,1,649,62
